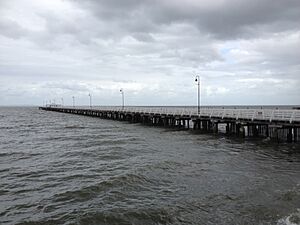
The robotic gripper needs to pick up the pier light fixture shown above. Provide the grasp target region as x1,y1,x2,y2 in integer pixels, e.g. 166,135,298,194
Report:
120,89,124,110
61,98,64,106
195,75,200,115
88,93,92,109
72,96,75,108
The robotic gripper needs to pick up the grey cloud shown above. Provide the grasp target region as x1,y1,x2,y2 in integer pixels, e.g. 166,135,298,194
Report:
73,0,300,40
192,0,300,39
0,19,28,39
0,0,299,105
2,0,299,46
42,82,89,92
43,14,80,35
131,32,155,42
76,0,148,20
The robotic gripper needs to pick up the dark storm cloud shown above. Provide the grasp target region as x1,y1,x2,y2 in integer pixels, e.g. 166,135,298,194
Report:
26,0,299,48
73,0,300,40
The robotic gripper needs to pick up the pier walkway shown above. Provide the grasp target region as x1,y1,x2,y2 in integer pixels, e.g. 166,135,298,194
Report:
40,106,300,142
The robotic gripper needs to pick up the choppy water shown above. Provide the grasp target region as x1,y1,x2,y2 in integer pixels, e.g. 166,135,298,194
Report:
0,107,300,225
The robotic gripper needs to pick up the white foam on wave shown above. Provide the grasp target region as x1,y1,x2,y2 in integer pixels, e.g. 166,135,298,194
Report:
277,209,300,225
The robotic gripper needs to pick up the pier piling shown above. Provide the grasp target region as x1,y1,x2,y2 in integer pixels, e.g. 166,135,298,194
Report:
39,106,300,143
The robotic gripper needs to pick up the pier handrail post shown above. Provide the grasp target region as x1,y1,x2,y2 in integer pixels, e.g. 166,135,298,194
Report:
209,109,213,118
270,110,274,122
290,110,295,123
221,109,225,119
236,109,240,120
251,110,256,121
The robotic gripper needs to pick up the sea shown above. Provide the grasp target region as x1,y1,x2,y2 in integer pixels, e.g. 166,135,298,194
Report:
0,106,300,225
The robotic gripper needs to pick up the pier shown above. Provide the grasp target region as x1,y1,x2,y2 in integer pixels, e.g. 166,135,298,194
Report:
39,106,300,143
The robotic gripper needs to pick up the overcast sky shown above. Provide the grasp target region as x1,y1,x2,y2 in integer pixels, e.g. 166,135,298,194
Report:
0,0,299,106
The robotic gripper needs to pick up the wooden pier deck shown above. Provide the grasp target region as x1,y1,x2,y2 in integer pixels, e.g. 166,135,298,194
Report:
40,106,300,143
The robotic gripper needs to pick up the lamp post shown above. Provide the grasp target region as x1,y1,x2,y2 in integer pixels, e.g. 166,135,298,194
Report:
88,93,92,109
72,96,75,108
61,98,64,106
120,89,124,110
195,75,200,115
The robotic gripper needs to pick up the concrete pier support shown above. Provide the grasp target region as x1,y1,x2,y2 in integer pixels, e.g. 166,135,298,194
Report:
226,123,230,134
252,125,259,137
287,128,293,143
211,122,218,133
235,123,245,138
40,107,299,143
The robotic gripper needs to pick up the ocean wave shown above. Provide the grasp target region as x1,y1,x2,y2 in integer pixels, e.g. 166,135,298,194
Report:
77,207,176,225
53,173,153,203
64,125,86,129
14,206,177,225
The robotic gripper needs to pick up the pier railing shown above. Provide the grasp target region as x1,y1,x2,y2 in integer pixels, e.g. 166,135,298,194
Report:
51,106,300,123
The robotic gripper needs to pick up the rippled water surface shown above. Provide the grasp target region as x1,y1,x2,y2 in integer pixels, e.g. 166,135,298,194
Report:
1,107,300,225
